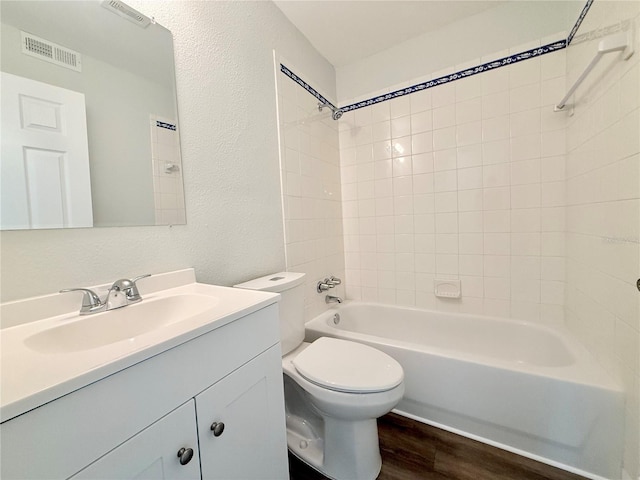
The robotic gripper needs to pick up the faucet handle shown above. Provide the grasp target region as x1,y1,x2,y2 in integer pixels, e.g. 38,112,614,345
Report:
59,288,103,314
129,274,151,301
327,276,342,286
317,280,333,293
131,274,152,284
111,274,151,302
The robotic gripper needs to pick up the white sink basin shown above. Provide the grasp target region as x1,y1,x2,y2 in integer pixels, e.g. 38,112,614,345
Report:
1,269,281,422
24,294,220,354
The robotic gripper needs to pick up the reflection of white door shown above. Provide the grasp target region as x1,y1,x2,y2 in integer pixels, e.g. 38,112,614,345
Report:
1,72,93,229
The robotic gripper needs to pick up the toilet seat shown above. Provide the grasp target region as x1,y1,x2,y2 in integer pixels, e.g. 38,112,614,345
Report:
292,337,403,393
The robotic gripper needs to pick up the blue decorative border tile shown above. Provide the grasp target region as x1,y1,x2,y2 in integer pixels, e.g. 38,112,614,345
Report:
279,0,590,114
156,121,176,131
567,0,594,45
340,40,566,112
279,64,338,110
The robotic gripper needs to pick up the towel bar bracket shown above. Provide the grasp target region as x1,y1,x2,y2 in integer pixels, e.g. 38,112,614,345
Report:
554,28,635,113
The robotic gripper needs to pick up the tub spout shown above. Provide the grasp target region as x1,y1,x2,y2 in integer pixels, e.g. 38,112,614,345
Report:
325,295,342,304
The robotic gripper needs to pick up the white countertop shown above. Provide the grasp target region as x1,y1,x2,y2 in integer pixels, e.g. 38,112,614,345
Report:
0,269,279,421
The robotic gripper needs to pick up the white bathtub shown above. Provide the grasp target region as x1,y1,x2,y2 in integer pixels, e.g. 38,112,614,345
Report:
305,302,624,480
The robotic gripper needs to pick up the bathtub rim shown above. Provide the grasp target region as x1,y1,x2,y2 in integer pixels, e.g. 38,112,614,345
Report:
306,301,622,392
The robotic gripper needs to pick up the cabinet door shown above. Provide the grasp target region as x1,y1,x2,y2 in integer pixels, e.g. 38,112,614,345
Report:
70,400,200,480
196,345,288,480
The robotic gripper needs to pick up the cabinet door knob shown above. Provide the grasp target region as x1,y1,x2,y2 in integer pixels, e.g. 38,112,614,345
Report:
177,447,194,465
210,421,225,437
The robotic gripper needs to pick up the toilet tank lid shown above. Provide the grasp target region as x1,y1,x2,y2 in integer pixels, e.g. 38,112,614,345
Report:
234,272,305,292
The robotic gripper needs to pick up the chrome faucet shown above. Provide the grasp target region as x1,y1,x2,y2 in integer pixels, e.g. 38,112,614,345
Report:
60,274,151,315
325,295,343,304
317,276,342,293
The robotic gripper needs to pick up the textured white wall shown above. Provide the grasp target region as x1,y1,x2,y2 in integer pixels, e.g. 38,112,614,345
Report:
0,1,336,302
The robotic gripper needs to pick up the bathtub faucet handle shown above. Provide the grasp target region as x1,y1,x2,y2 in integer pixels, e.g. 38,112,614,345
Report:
317,276,342,293
317,279,334,292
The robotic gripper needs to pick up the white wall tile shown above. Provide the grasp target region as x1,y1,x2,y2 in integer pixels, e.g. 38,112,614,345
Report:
434,170,458,192
510,83,541,112
392,116,412,139
435,192,458,212
482,140,510,165
485,277,510,299
483,187,510,210
435,213,458,233
390,96,411,118
433,105,456,129
511,184,541,209
510,109,541,138
456,98,482,125
459,189,483,211
433,148,457,171
484,210,510,232
457,144,483,168
412,131,434,154
433,126,457,150
483,163,511,187
459,254,483,276
482,92,510,119
331,30,600,329
484,232,510,255
511,159,541,185
372,121,391,141
456,121,482,146
411,111,433,134
458,166,483,190
431,83,456,107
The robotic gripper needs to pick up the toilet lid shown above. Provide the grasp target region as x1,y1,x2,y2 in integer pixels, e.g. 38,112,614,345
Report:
292,337,403,393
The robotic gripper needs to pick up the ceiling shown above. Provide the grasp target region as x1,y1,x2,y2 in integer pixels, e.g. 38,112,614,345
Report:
273,1,504,67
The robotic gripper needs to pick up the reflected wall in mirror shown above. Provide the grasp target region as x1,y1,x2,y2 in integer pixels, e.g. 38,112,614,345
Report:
0,0,185,229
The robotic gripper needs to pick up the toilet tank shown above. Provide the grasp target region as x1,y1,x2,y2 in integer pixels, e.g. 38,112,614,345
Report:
234,272,306,355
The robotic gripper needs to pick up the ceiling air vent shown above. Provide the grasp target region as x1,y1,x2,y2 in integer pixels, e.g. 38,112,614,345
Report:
100,0,151,28
21,31,82,72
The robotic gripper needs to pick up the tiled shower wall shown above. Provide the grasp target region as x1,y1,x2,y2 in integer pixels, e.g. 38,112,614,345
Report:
563,4,640,478
338,39,568,323
150,116,186,225
276,64,346,321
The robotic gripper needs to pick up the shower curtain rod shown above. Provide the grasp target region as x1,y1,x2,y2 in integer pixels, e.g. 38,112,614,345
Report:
554,30,634,112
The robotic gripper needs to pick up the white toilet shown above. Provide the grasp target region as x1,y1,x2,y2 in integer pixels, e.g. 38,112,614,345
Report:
235,272,404,480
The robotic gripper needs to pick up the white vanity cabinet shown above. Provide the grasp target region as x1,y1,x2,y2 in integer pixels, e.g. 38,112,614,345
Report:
0,303,288,480
197,345,288,480
70,400,201,480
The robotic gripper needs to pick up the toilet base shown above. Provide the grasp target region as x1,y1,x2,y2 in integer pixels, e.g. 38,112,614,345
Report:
282,342,403,480
286,413,324,472
286,413,382,480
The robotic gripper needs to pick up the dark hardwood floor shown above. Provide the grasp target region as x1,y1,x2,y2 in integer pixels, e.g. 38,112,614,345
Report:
288,413,587,480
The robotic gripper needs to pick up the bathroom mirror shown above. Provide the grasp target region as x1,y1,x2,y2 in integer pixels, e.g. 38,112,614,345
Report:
0,0,185,229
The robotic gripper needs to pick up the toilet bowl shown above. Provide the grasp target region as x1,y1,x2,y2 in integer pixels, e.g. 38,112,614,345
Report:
234,273,404,480
283,339,404,480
